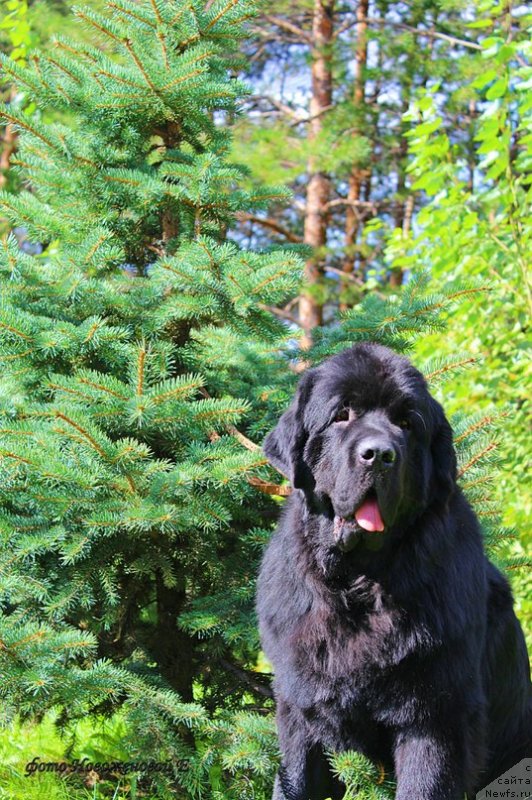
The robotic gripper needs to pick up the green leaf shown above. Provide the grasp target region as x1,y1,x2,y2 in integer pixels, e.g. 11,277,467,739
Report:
486,76,508,100
466,18,493,28
472,68,499,89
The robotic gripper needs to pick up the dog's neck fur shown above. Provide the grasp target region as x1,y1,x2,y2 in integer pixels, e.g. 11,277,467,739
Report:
292,485,458,596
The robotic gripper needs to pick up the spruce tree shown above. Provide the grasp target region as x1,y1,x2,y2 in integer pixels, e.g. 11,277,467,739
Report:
0,1,522,798
0,0,298,795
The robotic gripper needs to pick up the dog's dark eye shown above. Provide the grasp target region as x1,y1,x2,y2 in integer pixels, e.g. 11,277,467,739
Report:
399,418,411,430
333,408,351,423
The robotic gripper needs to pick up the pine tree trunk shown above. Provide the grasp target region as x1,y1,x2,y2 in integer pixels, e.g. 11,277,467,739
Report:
161,120,181,244
154,572,195,701
340,0,369,310
300,0,334,348
391,110,408,288
0,89,18,189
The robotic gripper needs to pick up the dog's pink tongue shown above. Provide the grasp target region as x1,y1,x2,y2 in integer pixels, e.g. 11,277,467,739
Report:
355,497,384,532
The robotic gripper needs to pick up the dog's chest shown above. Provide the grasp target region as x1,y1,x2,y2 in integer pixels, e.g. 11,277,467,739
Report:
287,581,411,704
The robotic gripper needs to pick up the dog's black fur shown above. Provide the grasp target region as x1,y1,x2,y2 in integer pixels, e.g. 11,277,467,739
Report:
256,343,531,800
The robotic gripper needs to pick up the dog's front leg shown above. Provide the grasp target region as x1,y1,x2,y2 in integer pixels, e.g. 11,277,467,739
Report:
274,699,344,800
272,772,287,800
393,728,467,800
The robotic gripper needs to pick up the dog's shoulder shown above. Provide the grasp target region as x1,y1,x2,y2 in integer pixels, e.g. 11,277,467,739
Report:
256,494,314,637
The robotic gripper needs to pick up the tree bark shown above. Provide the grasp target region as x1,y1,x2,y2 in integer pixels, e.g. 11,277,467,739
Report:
0,89,19,190
300,0,334,348
161,120,181,244
390,100,409,289
153,571,195,701
340,0,369,310
390,7,427,289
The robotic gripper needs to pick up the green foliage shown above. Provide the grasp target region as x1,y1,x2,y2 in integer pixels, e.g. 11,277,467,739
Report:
310,272,486,357
386,25,532,640
0,0,33,64
0,0,294,796
231,0,517,280
0,0,37,196
329,751,394,800
313,102,372,175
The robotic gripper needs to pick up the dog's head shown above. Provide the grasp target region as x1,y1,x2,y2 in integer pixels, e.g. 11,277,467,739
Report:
264,343,456,552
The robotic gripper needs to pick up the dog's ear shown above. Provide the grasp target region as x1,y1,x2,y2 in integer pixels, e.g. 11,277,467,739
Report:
430,399,457,501
263,371,316,490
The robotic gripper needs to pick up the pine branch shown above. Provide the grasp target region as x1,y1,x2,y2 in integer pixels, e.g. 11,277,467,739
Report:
248,477,292,497
359,16,483,51
424,356,477,382
262,15,312,43
199,387,260,452
236,212,303,243
218,657,273,699
454,413,505,444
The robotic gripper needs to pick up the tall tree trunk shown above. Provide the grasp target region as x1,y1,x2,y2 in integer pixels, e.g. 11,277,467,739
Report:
161,120,181,244
300,0,334,348
0,89,18,190
390,99,409,288
153,571,195,701
390,10,427,289
340,0,369,310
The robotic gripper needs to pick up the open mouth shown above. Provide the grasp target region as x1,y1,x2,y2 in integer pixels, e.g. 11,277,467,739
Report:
335,489,385,534
353,488,385,532
333,489,386,552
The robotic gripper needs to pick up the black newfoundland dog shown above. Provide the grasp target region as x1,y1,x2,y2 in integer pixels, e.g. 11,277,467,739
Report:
256,343,531,800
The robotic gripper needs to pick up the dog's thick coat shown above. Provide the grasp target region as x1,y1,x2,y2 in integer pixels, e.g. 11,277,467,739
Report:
256,344,531,800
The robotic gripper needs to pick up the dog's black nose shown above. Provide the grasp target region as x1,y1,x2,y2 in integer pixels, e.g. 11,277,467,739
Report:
357,438,396,469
